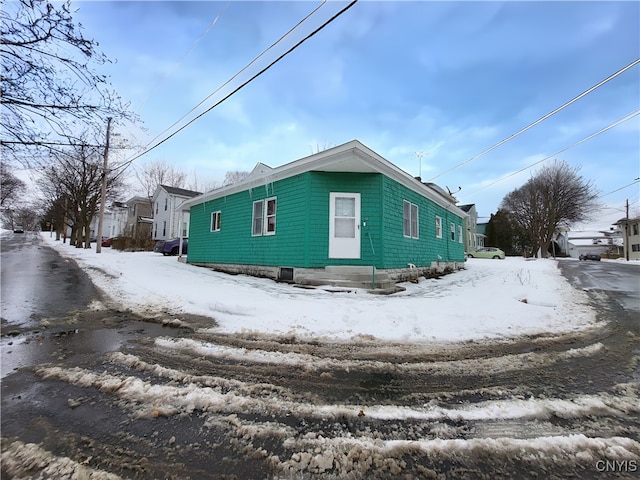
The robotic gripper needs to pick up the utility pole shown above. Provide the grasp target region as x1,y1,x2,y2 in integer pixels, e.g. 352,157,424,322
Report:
96,117,112,254
625,198,630,261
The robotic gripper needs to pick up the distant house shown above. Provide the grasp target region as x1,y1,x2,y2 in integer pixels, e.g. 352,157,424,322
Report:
89,201,128,239
124,196,153,238
556,227,623,259
181,140,467,289
151,185,202,241
616,217,640,260
458,204,485,252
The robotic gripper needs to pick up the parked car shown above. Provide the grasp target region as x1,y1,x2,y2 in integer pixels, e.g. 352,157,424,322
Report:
13,225,24,233
154,238,188,256
467,247,505,259
101,237,112,247
579,252,601,261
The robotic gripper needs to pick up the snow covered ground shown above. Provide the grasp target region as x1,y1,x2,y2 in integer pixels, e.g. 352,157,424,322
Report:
36,231,598,343
2,231,639,479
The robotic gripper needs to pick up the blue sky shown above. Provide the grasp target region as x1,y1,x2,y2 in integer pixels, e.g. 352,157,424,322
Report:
72,1,639,226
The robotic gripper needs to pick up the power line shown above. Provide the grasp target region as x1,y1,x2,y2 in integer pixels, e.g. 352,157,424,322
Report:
122,0,336,172
598,179,640,199
134,3,231,113
427,57,640,182
459,109,640,199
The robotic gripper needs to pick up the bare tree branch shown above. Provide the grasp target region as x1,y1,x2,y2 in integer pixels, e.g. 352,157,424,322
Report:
500,160,599,257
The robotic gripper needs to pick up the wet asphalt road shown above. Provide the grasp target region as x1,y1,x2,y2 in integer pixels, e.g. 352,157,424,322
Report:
1,231,98,329
1,235,639,479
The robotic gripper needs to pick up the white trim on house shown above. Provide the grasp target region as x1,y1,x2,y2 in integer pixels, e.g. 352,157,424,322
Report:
251,197,277,236
181,140,468,220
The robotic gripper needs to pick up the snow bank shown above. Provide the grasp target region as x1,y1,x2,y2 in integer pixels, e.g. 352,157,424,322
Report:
39,233,597,343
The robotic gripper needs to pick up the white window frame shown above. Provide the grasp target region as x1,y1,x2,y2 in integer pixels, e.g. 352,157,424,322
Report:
458,225,463,244
450,222,455,241
403,200,419,239
252,200,264,236
210,211,221,232
435,216,442,238
252,197,277,236
265,197,276,236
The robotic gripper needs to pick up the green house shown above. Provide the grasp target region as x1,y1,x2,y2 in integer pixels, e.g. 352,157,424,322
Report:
181,140,467,289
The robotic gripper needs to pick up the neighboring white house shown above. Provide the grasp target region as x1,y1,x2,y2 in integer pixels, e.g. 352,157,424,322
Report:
617,217,640,261
152,185,202,241
89,201,129,239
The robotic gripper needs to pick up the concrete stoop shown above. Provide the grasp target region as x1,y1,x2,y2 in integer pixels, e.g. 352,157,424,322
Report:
295,266,396,290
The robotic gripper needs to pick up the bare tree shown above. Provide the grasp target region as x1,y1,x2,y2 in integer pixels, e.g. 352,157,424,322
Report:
1,204,40,231
134,159,188,206
500,160,599,257
0,163,26,206
223,170,249,186
38,141,125,248
0,0,137,165
311,141,334,154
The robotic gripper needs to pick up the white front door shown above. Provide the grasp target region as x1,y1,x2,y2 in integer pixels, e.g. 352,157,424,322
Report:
329,192,360,259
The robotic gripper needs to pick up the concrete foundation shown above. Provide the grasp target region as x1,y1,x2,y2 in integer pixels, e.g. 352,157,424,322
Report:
188,261,466,292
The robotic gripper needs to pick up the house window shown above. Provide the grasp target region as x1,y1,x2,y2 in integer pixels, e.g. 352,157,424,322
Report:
265,197,276,235
162,221,166,236
632,244,640,252
164,198,168,211
155,202,158,214
450,223,455,241
182,222,188,237
210,211,221,232
458,225,463,243
252,198,276,236
633,223,639,236
154,223,157,238
403,200,419,238
252,200,263,236
435,216,442,238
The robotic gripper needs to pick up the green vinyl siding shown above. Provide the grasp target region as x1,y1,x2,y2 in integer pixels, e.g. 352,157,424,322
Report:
307,172,383,267
187,171,465,268
188,173,310,266
380,176,465,268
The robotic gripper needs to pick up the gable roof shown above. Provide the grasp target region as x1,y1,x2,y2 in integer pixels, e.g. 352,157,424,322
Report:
458,204,475,213
159,185,202,197
126,196,149,206
182,140,468,217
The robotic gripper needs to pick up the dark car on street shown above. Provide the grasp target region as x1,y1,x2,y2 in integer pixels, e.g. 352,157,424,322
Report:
154,238,188,256
579,252,601,261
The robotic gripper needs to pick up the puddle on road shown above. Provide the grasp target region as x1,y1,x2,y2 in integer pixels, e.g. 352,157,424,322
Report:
1,320,185,379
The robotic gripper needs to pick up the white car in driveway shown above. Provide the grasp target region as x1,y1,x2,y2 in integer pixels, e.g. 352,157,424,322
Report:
467,247,506,259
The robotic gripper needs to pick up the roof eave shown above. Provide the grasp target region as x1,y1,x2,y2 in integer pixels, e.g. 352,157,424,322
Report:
181,140,467,217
